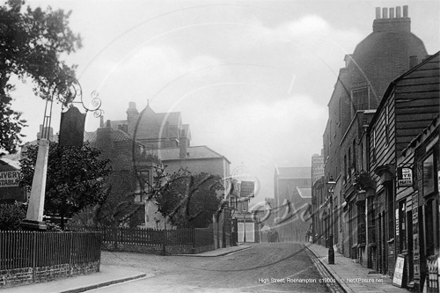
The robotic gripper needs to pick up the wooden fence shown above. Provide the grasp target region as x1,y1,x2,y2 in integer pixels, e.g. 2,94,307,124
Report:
0,231,101,270
67,226,213,249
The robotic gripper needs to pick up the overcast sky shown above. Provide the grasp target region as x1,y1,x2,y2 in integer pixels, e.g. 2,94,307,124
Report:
10,0,440,203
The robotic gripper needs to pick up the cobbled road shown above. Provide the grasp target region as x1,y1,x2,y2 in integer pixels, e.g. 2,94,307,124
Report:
91,242,339,292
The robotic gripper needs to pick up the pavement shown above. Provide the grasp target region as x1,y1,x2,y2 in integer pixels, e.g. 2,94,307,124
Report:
2,243,411,293
0,245,251,293
305,242,409,293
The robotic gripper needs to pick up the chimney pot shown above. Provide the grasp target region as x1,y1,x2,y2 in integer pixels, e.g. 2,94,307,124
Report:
396,6,401,18
375,7,381,19
403,5,408,17
129,101,137,110
382,7,388,18
409,56,418,68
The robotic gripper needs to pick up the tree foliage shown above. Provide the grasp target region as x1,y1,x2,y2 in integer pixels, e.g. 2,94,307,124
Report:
149,166,224,228
0,201,26,230
19,141,111,229
0,0,82,155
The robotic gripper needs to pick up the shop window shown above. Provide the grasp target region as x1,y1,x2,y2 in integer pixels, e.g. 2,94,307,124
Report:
422,153,436,196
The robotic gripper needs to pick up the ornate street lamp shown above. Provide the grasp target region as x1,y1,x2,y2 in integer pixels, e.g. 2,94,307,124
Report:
327,177,336,264
21,76,102,231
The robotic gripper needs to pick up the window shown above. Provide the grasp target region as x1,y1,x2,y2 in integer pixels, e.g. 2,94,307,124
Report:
368,198,375,243
371,129,377,163
344,155,347,183
422,153,435,196
353,140,357,172
385,104,390,145
358,201,366,244
351,87,370,117
348,148,351,178
360,142,364,170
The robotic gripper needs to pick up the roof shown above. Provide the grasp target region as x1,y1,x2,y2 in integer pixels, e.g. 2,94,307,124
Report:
349,31,427,103
0,158,20,170
369,51,440,129
275,166,310,179
84,129,134,143
134,107,184,140
297,187,312,199
152,146,230,163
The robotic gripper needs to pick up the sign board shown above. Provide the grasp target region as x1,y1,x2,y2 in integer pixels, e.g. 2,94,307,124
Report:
0,171,21,187
312,155,324,184
59,106,86,147
240,181,255,197
392,255,405,287
397,167,413,187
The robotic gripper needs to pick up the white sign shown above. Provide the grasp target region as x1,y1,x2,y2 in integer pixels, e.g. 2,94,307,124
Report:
398,167,413,187
0,171,21,187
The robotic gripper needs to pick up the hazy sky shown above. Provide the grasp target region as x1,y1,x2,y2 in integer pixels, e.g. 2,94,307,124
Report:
10,0,440,203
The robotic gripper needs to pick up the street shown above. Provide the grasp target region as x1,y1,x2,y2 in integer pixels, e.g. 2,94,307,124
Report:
90,242,333,293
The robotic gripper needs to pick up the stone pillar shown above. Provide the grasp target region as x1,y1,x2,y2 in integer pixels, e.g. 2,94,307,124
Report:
21,139,49,231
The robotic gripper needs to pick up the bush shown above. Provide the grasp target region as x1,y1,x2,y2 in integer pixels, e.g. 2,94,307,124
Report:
0,202,26,230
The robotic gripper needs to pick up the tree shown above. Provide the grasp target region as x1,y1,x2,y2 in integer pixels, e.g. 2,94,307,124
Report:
19,141,111,229
0,0,82,155
150,166,224,228
0,201,26,230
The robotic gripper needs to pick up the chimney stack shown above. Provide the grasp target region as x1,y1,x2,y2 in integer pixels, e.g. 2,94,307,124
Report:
409,56,418,68
179,129,188,159
126,101,139,135
373,6,411,33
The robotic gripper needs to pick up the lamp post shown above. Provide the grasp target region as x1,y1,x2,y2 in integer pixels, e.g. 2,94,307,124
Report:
243,207,246,243
327,177,336,265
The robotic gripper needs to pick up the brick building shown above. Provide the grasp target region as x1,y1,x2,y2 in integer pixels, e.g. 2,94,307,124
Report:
320,5,429,264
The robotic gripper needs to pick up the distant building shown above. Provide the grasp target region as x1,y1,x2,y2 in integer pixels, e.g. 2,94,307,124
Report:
86,103,230,229
274,166,311,242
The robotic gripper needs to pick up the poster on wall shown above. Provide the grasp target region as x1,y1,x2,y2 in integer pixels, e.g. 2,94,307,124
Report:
392,255,405,287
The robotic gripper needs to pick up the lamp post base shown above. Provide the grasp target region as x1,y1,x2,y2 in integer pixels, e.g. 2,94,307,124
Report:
20,219,47,231
328,235,335,264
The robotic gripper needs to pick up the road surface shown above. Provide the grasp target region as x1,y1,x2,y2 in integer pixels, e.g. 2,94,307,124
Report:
90,242,335,292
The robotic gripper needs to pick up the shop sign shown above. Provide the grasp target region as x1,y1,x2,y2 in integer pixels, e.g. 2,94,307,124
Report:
0,171,21,187
397,167,413,187
392,255,405,287
240,181,255,197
